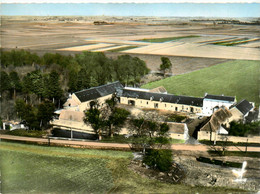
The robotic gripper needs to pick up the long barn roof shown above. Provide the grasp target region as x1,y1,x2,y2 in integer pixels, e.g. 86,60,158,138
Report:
74,81,123,102
121,89,203,107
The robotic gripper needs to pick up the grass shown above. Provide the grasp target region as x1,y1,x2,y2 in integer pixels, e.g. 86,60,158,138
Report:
170,138,185,144
100,135,185,144
140,35,200,43
0,141,245,193
109,46,139,52
143,60,260,104
212,38,258,46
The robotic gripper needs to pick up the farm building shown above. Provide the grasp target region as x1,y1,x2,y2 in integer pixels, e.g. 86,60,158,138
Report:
51,81,255,140
229,99,254,122
120,87,203,114
51,81,123,135
202,93,236,116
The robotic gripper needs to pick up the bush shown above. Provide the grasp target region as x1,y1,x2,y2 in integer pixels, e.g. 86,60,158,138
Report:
167,114,187,122
5,129,48,138
143,149,172,172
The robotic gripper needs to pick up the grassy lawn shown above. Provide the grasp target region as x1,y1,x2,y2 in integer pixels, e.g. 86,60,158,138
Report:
101,135,185,144
0,142,245,193
139,35,200,43
109,46,139,52
143,60,260,104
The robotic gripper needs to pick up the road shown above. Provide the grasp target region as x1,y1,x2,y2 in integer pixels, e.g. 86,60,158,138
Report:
1,134,260,152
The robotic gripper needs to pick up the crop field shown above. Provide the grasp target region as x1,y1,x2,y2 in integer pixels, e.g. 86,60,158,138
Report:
0,141,243,193
212,38,260,46
139,35,200,43
143,60,260,104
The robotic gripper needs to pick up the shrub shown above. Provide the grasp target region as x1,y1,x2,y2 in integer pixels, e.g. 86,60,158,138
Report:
143,149,172,172
167,114,187,122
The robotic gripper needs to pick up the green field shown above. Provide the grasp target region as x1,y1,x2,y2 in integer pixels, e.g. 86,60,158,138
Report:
109,46,139,52
0,142,244,193
212,38,259,46
140,35,200,43
143,60,260,104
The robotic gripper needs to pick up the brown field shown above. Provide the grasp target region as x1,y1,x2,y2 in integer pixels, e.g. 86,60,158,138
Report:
1,16,260,74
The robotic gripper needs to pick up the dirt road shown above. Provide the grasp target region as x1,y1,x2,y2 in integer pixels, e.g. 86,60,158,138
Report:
1,134,260,152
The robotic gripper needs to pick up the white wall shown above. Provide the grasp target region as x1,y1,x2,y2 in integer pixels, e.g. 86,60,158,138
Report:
202,99,234,116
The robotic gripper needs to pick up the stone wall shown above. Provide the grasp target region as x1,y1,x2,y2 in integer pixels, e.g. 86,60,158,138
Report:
198,131,260,143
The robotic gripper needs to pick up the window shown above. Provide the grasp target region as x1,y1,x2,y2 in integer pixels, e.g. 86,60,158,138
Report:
175,107,178,111
147,102,149,105
165,104,167,107
154,103,158,108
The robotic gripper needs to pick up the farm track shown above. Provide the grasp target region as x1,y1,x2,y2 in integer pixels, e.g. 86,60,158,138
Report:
1,134,260,152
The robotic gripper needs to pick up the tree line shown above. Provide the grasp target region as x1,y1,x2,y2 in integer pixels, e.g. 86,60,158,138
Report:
0,49,150,127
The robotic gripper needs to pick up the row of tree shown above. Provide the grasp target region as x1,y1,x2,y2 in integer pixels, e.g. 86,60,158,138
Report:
1,50,150,120
15,99,55,130
1,50,150,92
1,70,63,105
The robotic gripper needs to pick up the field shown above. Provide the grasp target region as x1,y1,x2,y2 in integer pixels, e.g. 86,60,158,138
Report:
0,141,244,193
1,16,260,77
140,35,200,43
143,60,260,104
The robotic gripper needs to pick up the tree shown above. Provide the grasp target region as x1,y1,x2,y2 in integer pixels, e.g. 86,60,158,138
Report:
229,120,260,137
143,149,173,172
0,71,11,93
44,71,63,104
128,116,172,172
128,117,171,153
15,99,39,130
84,96,130,140
102,95,130,137
159,57,172,76
37,100,55,129
84,100,105,140
9,71,22,99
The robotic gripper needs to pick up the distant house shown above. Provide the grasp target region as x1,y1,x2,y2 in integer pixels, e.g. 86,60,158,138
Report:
202,93,236,116
229,99,254,122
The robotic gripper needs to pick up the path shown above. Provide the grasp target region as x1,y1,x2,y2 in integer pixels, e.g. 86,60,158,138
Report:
1,135,260,152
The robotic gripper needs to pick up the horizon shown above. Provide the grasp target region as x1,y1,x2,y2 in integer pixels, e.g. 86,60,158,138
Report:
2,3,260,17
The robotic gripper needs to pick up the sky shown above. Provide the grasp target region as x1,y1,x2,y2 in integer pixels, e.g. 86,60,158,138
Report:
1,1,260,17
2,0,260,3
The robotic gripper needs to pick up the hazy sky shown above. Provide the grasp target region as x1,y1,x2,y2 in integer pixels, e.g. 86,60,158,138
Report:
2,2,260,17
2,0,260,3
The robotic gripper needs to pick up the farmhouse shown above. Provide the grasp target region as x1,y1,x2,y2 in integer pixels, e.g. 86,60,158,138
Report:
229,99,254,122
202,93,236,116
51,81,123,134
197,107,232,141
52,81,255,140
